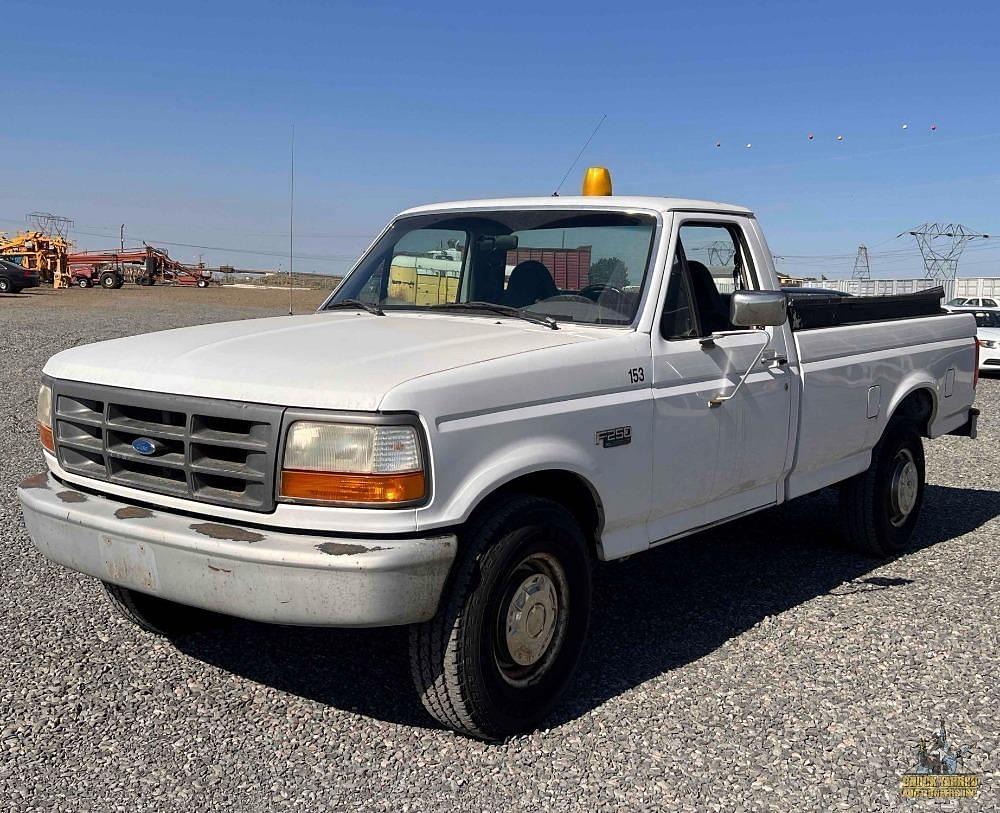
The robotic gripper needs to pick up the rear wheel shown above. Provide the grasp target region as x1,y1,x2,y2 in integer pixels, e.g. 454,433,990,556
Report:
100,272,118,289
409,495,591,739
839,420,925,556
102,582,213,637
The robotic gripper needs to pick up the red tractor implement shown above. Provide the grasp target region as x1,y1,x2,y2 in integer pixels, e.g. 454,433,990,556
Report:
67,246,211,290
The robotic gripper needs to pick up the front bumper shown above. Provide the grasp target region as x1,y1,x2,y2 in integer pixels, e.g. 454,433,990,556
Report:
18,472,456,627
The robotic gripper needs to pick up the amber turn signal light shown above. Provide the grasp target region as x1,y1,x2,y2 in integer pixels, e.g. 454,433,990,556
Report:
280,470,426,505
39,423,54,453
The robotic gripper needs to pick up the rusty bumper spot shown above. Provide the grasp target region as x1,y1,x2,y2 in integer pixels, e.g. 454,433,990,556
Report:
315,542,386,556
114,506,154,519
190,522,265,544
56,490,87,503
20,473,50,490
207,563,233,574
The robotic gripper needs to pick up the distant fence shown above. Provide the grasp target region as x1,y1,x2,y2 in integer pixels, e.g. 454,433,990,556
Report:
801,277,1000,300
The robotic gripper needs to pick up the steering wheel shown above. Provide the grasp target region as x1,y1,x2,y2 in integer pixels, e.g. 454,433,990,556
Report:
579,283,623,302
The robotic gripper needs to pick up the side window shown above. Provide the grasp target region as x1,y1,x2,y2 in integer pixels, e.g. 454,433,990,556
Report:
673,223,756,337
661,252,698,339
983,298,997,307
385,228,465,306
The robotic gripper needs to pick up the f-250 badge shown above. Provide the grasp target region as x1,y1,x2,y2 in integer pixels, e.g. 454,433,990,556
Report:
595,426,632,448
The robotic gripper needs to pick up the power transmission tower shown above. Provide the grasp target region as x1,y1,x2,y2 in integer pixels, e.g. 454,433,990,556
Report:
706,240,736,266
852,244,871,280
899,223,990,279
26,212,73,240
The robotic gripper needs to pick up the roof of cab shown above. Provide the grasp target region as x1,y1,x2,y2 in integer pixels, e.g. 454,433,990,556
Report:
399,195,753,218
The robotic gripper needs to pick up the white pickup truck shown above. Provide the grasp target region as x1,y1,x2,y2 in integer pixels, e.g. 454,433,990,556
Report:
19,169,980,740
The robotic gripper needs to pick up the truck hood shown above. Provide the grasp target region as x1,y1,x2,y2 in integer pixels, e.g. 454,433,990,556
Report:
44,312,593,410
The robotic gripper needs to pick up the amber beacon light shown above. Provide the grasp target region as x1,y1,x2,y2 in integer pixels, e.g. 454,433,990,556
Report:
582,166,613,196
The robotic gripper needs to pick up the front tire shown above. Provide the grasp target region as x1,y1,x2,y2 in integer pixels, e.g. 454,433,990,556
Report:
409,495,592,740
0,277,11,293
102,582,213,636
839,420,925,556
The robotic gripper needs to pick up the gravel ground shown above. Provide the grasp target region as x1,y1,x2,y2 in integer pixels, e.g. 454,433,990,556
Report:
2,287,997,811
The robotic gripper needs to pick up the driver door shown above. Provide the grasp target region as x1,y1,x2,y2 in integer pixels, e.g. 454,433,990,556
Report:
647,216,793,544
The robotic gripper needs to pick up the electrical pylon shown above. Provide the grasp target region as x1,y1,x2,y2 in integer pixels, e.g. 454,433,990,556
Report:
852,244,871,280
899,223,989,279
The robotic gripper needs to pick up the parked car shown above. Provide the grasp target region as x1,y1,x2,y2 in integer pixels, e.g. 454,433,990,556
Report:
944,296,999,312
0,257,40,293
973,310,1000,371
18,171,980,739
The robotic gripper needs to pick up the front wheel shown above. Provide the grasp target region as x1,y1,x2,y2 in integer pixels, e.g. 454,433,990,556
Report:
839,420,925,556
0,277,11,293
196,278,209,288
409,495,592,740
103,582,214,637
77,277,92,289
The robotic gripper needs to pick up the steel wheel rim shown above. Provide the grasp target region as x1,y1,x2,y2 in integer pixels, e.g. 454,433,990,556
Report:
494,552,569,687
889,448,918,527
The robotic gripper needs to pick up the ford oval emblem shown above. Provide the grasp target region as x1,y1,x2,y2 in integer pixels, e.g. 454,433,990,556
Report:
131,437,161,456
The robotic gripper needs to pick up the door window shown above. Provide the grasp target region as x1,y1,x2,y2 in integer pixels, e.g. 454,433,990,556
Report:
662,223,756,338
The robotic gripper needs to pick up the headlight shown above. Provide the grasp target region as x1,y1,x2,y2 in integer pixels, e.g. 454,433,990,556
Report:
37,382,54,452
981,339,999,349
279,421,426,506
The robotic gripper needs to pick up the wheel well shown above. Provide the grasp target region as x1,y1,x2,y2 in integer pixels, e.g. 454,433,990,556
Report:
890,388,935,437
477,470,604,553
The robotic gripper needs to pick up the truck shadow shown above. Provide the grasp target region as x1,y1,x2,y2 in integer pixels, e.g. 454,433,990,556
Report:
172,483,1000,732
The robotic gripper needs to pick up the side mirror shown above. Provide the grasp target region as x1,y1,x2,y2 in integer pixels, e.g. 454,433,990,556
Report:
730,290,787,328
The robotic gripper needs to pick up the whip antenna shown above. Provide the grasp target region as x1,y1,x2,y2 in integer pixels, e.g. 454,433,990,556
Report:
552,113,607,196
288,124,295,315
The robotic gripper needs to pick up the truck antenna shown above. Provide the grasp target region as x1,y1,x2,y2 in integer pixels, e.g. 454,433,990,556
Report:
552,113,607,196
288,125,295,316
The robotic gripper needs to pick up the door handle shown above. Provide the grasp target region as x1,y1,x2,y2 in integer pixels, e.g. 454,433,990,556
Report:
760,350,788,367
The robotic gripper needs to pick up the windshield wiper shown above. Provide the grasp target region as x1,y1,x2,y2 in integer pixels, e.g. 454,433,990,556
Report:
325,298,385,316
429,302,558,330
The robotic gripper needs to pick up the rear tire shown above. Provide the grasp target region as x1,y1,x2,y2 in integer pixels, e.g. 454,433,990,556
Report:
100,272,118,289
102,582,213,636
839,420,925,557
409,495,592,740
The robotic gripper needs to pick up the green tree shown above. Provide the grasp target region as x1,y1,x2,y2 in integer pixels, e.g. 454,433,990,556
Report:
590,257,629,287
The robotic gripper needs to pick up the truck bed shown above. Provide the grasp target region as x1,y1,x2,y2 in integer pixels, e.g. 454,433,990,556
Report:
786,287,945,331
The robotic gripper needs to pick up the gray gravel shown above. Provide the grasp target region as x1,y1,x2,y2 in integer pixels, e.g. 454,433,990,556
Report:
2,288,997,811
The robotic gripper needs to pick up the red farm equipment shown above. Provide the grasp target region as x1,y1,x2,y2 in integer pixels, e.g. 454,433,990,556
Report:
67,246,211,290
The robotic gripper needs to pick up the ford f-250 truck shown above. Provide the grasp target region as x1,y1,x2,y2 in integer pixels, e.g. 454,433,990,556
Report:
19,169,979,740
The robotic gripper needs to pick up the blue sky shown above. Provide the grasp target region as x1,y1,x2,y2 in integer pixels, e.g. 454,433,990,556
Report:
2,0,999,278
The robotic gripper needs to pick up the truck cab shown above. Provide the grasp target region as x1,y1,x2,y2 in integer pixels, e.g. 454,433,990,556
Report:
19,169,979,739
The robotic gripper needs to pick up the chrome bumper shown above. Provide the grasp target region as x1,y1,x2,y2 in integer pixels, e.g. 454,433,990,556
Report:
18,473,456,627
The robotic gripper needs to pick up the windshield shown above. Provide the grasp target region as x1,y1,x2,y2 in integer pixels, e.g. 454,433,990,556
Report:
947,298,968,305
325,210,657,325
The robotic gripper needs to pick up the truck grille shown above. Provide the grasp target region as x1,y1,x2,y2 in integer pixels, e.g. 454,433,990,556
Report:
51,380,283,512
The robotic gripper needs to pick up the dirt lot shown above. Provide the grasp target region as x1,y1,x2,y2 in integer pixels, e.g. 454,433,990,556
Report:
1,283,333,315
2,289,997,811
